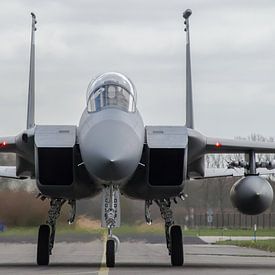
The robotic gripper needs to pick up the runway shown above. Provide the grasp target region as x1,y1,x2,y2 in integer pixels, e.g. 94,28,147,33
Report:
0,237,275,274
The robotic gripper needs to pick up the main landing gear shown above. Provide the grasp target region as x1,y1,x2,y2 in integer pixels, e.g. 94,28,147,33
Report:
37,224,50,265
147,199,184,266
36,198,76,266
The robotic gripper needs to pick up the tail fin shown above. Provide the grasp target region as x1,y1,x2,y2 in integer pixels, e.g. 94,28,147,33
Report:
26,13,37,129
183,9,194,129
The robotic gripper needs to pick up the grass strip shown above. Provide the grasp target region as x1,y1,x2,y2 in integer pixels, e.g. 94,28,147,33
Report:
217,239,275,252
1,226,275,238
184,228,275,237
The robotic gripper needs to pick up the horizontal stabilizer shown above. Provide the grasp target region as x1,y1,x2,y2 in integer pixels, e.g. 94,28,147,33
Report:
0,166,27,179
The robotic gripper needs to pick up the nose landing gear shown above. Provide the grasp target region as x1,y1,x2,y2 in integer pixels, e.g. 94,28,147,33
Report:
102,185,121,267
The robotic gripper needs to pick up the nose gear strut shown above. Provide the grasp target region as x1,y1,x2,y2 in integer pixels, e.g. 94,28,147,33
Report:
101,185,121,267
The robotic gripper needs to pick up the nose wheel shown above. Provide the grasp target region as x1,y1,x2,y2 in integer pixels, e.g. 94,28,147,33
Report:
37,224,50,265
106,239,115,267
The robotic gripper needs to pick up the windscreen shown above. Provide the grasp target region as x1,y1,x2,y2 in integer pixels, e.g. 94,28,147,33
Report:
86,72,137,113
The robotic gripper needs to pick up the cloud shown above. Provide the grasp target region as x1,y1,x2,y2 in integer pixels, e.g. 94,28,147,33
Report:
0,0,274,139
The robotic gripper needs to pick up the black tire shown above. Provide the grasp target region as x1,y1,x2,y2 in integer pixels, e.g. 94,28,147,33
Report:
106,239,115,267
37,224,50,266
170,225,184,266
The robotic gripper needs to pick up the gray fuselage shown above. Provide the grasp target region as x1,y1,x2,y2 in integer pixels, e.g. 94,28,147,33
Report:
78,107,145,186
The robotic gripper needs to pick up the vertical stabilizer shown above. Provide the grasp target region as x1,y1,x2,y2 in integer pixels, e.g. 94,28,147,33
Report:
183,9,194,129
26,13,37,129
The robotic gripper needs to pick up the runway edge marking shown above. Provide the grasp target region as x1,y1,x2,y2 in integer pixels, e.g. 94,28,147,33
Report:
98,232,109,275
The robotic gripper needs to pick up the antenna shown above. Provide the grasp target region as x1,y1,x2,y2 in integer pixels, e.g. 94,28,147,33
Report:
183,9,194,129
26,12,37,129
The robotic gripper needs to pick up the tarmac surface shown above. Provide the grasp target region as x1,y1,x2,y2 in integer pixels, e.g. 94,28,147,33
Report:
0,235,275,274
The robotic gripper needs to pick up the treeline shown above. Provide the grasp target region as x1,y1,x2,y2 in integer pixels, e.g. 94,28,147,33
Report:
0,133,274,227
1,177,275,227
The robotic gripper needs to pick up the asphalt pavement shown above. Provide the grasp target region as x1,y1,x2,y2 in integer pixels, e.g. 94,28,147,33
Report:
0,235,274,274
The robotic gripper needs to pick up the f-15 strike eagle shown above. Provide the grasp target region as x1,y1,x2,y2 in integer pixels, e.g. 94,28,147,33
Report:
1,9,275,267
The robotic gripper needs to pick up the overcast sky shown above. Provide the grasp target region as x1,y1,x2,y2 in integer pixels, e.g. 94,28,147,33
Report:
0,0,274,138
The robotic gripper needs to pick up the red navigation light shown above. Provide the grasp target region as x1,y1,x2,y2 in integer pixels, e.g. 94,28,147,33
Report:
0,141,7,147
215,142,221,148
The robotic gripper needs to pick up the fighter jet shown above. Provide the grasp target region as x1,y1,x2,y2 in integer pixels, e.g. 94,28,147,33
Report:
1,10,275,267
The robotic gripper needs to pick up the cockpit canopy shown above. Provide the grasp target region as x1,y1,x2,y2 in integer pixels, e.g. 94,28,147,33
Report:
86,72,137,113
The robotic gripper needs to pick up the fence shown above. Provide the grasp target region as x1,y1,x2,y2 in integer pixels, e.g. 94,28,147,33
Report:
183,212,275,229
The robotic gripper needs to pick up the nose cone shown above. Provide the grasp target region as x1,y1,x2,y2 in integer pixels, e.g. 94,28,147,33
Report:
79,119,143,183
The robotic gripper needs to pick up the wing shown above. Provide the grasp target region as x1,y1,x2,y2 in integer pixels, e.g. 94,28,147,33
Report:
0,136,16,153
0,166,27,179
202,136,275,178
0,136,25,179
0,135,34,179
187,130,275,178
205,137,275,154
